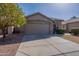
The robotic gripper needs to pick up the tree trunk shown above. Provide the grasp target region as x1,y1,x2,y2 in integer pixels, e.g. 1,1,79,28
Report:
2,28,6,42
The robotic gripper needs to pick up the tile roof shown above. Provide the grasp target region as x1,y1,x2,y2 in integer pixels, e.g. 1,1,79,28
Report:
63,17,79,24
26,12,54,23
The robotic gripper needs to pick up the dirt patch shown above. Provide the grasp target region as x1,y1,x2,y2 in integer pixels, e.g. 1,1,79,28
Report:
62,35,79,44
0,34,24,56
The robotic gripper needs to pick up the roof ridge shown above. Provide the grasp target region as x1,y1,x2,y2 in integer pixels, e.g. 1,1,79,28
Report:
26,12,54,23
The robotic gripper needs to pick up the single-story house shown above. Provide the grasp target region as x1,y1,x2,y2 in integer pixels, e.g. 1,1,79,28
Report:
23,12,54,35
62,16,79,32
0,12,64,35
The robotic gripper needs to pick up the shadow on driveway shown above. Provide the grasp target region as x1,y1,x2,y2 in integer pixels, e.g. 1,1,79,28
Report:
0,34,60,45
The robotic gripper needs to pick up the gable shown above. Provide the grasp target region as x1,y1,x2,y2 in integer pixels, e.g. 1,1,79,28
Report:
27,13,54,23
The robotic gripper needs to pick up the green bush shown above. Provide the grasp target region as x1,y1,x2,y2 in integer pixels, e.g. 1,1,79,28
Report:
71,29,79,35
56,29,65,34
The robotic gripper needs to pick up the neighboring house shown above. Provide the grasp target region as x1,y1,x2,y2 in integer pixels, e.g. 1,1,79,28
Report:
23,12,54,35
62,16,79,32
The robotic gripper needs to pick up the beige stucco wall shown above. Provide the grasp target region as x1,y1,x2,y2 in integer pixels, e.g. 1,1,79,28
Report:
50,23,54,34
24,14,54,34
0,26,14,35
8,26,14,34
67,22,79,31
54,20,64,29
62,24,67,30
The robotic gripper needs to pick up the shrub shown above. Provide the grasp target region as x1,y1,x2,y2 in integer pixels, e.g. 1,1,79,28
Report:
71,29,79,35
56,29,65,34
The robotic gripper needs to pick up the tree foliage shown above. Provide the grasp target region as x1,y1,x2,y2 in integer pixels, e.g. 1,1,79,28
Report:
0,3,26,41
0,3,26,28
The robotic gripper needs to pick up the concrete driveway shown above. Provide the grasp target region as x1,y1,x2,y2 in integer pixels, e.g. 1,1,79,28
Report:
16,35,79,56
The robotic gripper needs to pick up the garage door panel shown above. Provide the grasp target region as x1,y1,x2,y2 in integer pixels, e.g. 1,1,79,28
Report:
25,24,49,34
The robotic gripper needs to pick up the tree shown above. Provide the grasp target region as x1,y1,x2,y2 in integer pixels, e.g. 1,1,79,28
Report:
71,16,77,19
0,3,26,41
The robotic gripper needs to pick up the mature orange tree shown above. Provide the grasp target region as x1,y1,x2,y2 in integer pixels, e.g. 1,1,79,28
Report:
0,3,26,41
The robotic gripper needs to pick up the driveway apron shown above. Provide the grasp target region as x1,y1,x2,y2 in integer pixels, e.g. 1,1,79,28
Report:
16,35,79,56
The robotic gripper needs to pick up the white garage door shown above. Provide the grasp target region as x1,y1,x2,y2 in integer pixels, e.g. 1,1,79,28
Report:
25,24,49,34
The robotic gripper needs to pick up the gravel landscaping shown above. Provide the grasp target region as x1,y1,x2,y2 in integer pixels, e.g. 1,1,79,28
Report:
62,35,79,44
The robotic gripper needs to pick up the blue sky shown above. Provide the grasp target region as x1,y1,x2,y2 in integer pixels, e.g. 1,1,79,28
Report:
18,3,79,20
